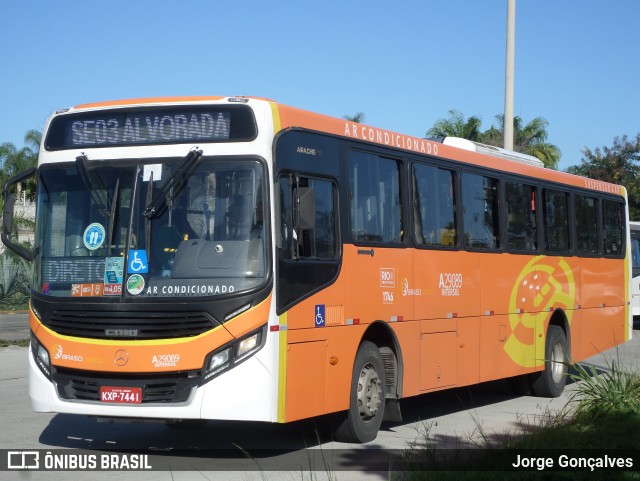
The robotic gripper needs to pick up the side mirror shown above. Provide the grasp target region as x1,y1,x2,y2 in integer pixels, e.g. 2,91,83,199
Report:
2,193,15,236
296,187,316,231
1,167,36,261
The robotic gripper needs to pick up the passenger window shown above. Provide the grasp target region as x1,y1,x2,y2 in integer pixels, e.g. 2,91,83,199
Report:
603,200,625,257
505,181,538,252
348,151,403,244
543,189,570,253
575,194,599,255
462,173,500,249
413,164,457,247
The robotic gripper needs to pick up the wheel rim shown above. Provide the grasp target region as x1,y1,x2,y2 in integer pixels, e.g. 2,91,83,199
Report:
550,341,565,384
357,362,382,422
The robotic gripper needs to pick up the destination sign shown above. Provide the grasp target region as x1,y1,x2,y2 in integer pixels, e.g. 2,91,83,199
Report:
42,258,105,284
45,105,257,150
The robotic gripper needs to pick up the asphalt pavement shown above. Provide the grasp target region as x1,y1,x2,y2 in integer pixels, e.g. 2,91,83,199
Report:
0,311,28,341
1,310,638,480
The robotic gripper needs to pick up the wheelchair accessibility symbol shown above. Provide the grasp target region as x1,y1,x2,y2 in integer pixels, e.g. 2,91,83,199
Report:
315,305,325,327
128,250,149,274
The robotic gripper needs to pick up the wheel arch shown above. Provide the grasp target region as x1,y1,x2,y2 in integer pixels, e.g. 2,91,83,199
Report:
548,308,571,360
360,320,404,400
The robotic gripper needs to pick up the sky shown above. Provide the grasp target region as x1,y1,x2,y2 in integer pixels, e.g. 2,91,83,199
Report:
1,0,639,171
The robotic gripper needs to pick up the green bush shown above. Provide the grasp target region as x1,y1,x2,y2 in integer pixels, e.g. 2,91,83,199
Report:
568,359,640,418
0,251,31,309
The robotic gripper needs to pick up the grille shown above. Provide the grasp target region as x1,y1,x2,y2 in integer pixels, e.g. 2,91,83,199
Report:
54,368,199,403
44,309,217,340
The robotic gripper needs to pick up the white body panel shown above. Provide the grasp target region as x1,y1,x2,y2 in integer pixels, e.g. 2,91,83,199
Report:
30,329,279,421
30,97,283,422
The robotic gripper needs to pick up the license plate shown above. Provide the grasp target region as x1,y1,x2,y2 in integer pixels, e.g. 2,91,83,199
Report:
100,386,142,404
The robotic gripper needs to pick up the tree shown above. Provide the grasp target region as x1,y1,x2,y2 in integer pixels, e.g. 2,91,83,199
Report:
426,109,482,141
0,129,40,200
426,110,561,170
343,112,366,123
481,115,561,170
567,134,640,219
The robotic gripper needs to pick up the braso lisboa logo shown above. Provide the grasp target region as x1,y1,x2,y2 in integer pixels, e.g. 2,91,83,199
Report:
504,256,575,368
53,344,83,362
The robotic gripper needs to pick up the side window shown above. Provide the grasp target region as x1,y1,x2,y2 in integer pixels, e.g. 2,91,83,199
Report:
279,175,338,259
632,229,640,277
413,163,457,247
461,172,500,249
349,151,403,244
574,194,599,255
543,189,570,253
505,180,538,252
602,200,625,257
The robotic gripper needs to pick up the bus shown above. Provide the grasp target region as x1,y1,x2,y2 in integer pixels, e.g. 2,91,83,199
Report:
630,221,640,322
2,96,632,443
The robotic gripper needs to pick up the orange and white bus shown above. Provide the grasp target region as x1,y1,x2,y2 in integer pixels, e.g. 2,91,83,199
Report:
2,96,631,443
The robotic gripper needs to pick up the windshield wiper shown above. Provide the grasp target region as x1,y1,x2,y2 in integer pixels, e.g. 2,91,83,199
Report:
144,169,154,260
76,154,121,254
76,154,109,216
106,177,120,256
143,147,203,219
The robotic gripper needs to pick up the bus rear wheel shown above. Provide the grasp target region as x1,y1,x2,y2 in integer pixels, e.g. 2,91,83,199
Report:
333,341,385,443
531,325,569,398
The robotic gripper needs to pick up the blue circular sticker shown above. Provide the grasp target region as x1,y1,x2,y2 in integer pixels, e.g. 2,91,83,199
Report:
83,223,106,251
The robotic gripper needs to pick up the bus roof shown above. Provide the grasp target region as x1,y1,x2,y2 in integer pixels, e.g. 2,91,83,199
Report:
63,96,624,198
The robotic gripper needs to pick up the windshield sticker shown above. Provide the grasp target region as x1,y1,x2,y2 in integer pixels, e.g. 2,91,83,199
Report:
71,283,103,297
103,284,122,296
104,257,124,296
126,274,145,295
128,250,149,274
143,279,237,297
83,223,106,250
143,164,163,181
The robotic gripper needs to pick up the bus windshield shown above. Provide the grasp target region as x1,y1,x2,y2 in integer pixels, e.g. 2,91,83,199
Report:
34,157,267,299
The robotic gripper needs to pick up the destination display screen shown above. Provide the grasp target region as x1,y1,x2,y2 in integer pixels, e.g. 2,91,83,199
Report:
45,105,257,150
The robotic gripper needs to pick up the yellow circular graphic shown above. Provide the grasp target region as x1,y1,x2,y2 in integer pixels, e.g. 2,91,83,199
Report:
505,256,575,367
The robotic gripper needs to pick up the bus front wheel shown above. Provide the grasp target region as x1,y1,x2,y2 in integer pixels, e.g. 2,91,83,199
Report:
333,341,385,443
531,325,569,398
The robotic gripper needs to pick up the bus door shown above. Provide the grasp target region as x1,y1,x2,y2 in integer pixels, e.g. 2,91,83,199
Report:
343,150,413,345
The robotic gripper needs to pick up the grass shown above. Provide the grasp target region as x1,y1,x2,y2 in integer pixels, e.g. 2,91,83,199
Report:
394,354,640,480
567,361,640,419
0,338,29,347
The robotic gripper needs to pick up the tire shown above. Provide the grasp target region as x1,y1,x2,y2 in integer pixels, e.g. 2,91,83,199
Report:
333,341,386,443
508,374,533,396
530,325,569,398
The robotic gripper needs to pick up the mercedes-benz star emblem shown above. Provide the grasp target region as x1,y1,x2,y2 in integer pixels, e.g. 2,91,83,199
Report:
114,349,129,366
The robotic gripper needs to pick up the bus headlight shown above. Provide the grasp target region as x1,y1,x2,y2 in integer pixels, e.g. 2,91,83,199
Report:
236,332,260,359
202,325,265,384
208,348,231,373
30,331,51,379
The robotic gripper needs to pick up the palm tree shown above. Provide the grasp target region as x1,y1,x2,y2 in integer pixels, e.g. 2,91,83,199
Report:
426,109,483,141
0,129,41,200
481,115,561,169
